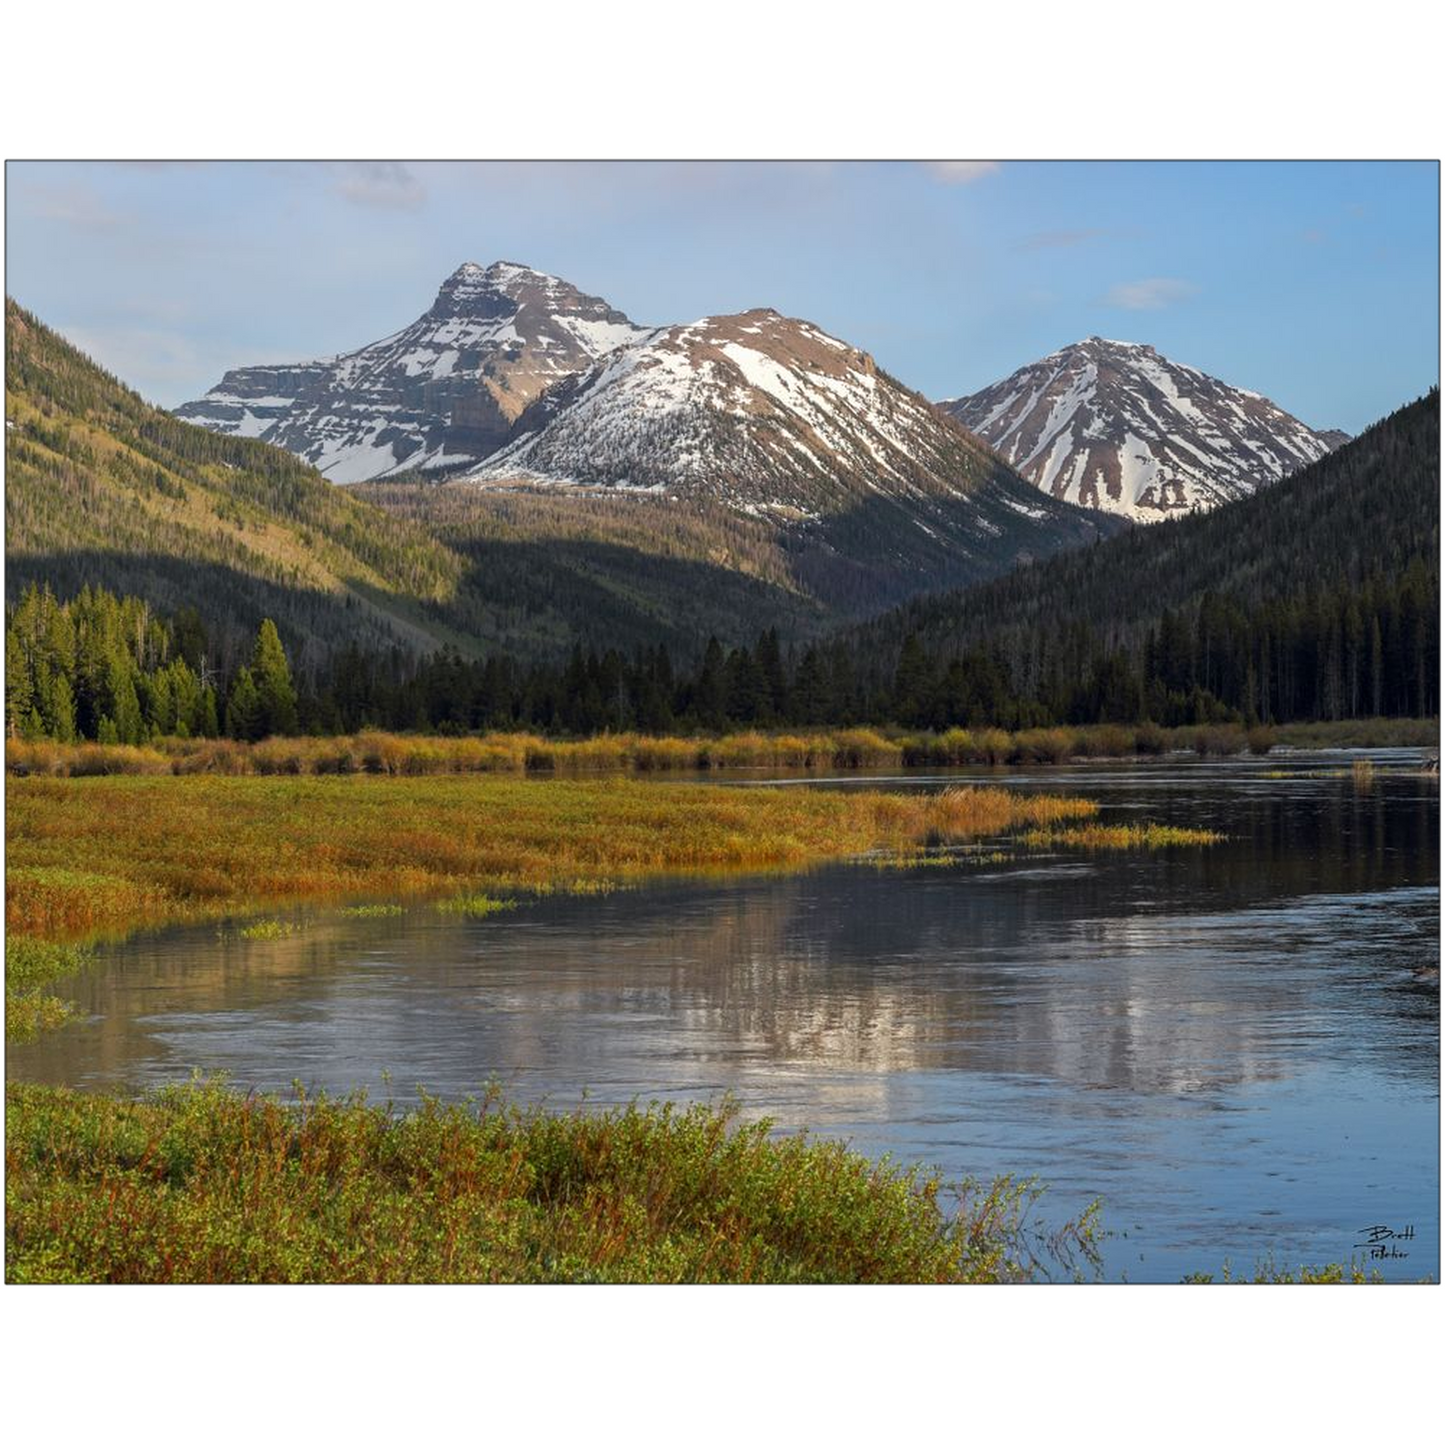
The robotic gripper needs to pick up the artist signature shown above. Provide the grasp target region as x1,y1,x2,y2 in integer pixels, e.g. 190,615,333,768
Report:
1356,1224,1415,1260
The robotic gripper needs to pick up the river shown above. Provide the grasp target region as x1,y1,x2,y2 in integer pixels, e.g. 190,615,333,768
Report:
9,751,1438,1281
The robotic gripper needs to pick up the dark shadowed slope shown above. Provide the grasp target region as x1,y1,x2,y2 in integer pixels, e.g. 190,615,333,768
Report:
856,390,1438,661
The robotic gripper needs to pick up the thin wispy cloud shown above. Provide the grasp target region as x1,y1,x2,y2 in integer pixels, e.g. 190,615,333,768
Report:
334,162,427,211
921,160,1001,184
1016,227,1108,252
24,184,124,233
1106,277,1198,311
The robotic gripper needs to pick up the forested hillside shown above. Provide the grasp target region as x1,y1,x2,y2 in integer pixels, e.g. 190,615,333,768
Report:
5,300,466,672
849,392,1440,725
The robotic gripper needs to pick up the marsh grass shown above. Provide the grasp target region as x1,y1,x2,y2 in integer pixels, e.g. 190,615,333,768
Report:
338,903,405,918
237,919,299,940
3,1081,1103,1284
435,894,516,918
1182,1257,1389,1284
5,774,1101,944
1022,823,1225,850
5,938,94,1042
9,719,1435,782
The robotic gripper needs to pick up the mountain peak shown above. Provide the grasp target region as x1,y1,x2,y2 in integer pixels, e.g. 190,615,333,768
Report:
946,341,1342,522
484,259,555,285
432,259,561,309
1076,336,1155,355
177,263,650,482
475,308,1002,513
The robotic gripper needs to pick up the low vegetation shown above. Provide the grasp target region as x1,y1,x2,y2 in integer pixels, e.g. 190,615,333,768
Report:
236,919,299,940
435,894,515,918
5,938,94,1042
7,717,1437,781
4,1082,1102,1284
1182,1260,1387,1284
1022,823,1226,850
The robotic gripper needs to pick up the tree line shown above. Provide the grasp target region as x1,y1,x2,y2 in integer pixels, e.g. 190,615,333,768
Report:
5,583,296,743
8,565,1436,745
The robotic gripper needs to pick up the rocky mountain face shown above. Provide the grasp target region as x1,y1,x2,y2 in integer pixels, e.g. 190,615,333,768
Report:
476,308,997,514
945,337,1345,522
469,307,1119,610
175,262,650,483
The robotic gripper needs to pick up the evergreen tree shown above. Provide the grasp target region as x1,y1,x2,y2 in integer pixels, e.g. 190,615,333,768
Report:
225,666,263,741
249,619,298,736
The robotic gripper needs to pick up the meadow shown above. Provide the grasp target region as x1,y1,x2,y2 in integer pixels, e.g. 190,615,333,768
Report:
5,774,1096,943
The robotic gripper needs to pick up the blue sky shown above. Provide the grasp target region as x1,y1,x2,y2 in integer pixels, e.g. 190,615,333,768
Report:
5,160,1438,433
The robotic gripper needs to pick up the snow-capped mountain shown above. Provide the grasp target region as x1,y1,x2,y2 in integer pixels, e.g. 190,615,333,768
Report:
175,261,650,483
945,337,1345,522
466,308,1117,605
476,309,1035,515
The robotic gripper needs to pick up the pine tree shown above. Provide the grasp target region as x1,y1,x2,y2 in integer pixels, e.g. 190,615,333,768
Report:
249,619,298,736
225,666,263,741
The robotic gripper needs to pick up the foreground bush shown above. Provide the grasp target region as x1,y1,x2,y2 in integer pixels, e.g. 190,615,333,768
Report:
5,1083,1100,1284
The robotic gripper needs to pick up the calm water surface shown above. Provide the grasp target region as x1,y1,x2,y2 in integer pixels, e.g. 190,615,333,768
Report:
10,752,1439,1282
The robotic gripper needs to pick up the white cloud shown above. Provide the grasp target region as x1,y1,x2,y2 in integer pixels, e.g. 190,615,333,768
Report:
333,162,426,210
921,160,1001,184
1105,277,1198,310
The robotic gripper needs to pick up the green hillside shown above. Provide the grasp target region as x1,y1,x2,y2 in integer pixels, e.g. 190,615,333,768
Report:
355,481,826,656
5,299,468,666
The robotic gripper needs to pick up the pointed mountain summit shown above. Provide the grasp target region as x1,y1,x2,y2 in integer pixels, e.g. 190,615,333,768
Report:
945,337,1345,522
175,261,650,483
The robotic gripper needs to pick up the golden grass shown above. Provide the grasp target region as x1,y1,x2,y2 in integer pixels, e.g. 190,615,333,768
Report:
7,720,1438,782
1022,823,1226,850
5,775,1098,945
